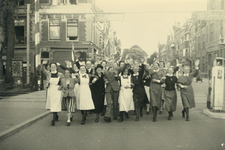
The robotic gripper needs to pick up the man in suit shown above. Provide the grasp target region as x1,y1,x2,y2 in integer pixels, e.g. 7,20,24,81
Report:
86,61,93,74
103,67,120,122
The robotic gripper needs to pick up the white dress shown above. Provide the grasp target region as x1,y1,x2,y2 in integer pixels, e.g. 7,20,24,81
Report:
118,75,134,112
46,77,62,112
76,73,95,110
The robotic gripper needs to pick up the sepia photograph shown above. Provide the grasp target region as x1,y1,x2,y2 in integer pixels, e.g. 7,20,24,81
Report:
0,0,225,149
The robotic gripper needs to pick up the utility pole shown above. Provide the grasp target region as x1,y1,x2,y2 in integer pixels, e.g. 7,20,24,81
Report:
27,4,30,84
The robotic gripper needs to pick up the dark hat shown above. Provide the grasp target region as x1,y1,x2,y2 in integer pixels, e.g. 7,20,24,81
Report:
95,64,103,70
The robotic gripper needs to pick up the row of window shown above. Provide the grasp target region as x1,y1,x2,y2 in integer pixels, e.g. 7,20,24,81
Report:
49,19,78,40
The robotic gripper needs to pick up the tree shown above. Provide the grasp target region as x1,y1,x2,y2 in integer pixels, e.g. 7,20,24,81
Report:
147,51,158,65
1,0,20,84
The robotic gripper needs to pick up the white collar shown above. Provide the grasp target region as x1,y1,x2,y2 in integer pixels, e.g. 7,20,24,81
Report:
166,73,173,77
123,75,128,77
51,70,57,74
153,69,159,72
183,73,189,77
133,73,139,76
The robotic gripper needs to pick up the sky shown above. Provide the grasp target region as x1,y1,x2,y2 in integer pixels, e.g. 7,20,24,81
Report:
95,0,207,56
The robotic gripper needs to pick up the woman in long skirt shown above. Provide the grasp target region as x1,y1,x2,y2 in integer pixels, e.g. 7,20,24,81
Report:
76,65,95,125
118,67,134,122
149,62,165,122
90,64,105,122
43,62,63,126
177,65,199,121
131,64,147,121
164,67,178,120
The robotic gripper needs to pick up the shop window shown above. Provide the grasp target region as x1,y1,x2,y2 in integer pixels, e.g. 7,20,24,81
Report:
49,19,60,40
41,52,49,58
15,26,25,44
67,19,78,40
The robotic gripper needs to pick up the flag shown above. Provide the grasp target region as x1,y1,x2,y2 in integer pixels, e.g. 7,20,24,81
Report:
72,42,74,62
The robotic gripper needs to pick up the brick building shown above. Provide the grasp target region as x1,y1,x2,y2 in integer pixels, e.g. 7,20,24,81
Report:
1,0,119,85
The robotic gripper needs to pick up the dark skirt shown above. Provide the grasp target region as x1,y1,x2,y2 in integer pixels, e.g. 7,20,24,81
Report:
133,87,147,108
62,97,76,113
92,92,105,113
165,90,177,112
180,85,195,108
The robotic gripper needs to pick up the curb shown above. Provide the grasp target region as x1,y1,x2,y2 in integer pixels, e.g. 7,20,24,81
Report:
0,111,50,141
203,109,225,119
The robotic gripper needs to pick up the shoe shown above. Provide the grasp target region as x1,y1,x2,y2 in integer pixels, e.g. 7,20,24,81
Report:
113,117,118,120
186,117,190,121
51,120,55,126
125,113,129,119
70,116,73,121
159,111,162,115
135,116,139,121
153,117,157,122
55,115,59,122
81,119,85,125
95,118,99,122
168,116,172,120
182,111,185,118
118,117,123,122
146,112,150,115
104,117,111,122
66,122,70,126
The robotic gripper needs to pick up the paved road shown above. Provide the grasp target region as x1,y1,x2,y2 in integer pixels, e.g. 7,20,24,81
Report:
1,80,225,150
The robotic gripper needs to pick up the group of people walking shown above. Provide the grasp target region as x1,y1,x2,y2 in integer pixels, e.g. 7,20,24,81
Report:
42,56,199,126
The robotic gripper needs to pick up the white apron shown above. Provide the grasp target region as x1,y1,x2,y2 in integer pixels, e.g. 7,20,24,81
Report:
118,76,134,112
46,77,62,112
77,73,95,110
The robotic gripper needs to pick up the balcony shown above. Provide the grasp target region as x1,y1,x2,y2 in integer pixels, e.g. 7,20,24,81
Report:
219,36,225,45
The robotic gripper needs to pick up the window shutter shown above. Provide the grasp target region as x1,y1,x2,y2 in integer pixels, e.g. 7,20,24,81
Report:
41,21,48,41
60,21,66,41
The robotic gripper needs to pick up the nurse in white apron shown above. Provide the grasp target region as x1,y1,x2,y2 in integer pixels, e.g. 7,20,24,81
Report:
76,65,95,125
43,62,63,126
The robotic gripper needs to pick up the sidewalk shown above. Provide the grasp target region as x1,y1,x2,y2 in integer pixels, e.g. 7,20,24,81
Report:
0,90,49,140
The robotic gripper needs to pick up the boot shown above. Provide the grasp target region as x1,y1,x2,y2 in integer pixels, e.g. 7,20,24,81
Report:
168,112,172,120
185,108,190,121
118,112,123,122
81,111,87,125
101,106,106,116
152,107,156,122
182,108,185,118
140,107,143,117
125,112,129,119
51,113,56,126
135,107,140,121
55,113,59,122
